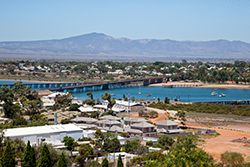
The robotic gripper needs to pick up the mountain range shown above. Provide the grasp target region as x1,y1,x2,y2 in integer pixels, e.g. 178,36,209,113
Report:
0,33,250,59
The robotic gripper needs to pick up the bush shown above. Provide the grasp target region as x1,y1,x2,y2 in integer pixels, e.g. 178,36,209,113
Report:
61,118,71,124
146,140,153,146
221,151,244,166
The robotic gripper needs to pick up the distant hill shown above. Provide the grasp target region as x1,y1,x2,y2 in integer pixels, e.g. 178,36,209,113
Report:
0,32,250,59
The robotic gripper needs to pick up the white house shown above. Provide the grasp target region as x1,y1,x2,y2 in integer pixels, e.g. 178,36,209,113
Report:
4,124,83,144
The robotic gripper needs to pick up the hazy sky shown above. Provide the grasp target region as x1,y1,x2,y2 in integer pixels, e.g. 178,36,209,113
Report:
0,0,250,43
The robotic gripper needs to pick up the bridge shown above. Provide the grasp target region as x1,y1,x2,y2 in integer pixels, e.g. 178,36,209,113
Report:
193,100,250,105
48,77,164,93
0,77,164,93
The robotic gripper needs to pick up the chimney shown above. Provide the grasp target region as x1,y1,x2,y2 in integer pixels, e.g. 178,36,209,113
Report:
54,113,57,125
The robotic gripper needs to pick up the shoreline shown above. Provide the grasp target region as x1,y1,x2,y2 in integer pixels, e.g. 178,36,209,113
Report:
148,82,250,89
0,78,70,83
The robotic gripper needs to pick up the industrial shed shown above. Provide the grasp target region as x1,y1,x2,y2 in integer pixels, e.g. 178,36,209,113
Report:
4,124,83,144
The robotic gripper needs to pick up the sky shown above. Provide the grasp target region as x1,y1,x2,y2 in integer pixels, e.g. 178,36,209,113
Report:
0,0,250,43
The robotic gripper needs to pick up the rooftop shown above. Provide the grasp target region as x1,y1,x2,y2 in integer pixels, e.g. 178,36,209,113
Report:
4,124,82,137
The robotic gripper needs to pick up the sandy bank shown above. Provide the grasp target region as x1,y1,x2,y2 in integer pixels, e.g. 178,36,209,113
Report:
149,82,250,89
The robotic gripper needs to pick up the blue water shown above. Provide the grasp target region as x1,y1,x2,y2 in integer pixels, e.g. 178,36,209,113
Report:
73,86,250,102
0,80,43,84
1,80,249,102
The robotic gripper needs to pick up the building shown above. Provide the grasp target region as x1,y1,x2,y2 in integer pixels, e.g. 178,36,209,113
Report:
94,100,143,114
4,124,83,144
155,120,183,133
130,122,156,136
124,117,148,126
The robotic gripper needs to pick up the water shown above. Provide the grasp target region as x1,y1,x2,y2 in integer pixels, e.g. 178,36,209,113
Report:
0,80,43,84
0,80,249,102
73,86,250,102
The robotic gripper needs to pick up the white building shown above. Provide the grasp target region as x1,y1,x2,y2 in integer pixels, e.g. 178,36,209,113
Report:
4,124,83,144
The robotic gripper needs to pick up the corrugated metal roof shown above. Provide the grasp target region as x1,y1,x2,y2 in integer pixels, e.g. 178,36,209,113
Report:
4,124,82,137
155,120,179,126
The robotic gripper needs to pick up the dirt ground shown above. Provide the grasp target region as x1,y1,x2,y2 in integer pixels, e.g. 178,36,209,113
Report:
131,108,250,161
149,81,250,89
198,127,250,161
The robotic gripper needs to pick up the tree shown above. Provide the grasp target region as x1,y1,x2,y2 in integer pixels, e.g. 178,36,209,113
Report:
22,141,36,167
242,72,249,85
62,136,78,151
131,96,135,102
1,142,15,167
101,92,116,110
90,111,99,119
157,97,161,103
0,87,16,118
95,129,104,141
221,151,244,166
175,110,186,125
69,103,80,111
52,93,74,111
101,158,109,167
38,144,51,167
87,92,94,100
123,94,128,101
144,135,214,167
117,154,123,167
102,132,121,153
124,139,148,155
75,144,94,164
158,135,174,150
164,97,170,104
58,152,67,167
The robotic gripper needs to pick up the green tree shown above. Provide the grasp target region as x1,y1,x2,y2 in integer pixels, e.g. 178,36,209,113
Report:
0,87,16,118
75,144,94,164
62,136,78,151
242,72,249,85
101,158,109,167
158,135,174,150
175,110,186,125
1,142,15,167
38,144,51,167
101,92,116,110
52,93,74,111
58,152,67,167
90,111,99,119
22,141,36,167
102,132,121,153
87,92,94,100
131,96,135,102
117,154,123,167
164,97,170,104
95,129,104,141
69,103,80,111
124,139,148,155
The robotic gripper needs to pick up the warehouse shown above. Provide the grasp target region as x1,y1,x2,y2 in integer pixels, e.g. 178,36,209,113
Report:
4,124,83,144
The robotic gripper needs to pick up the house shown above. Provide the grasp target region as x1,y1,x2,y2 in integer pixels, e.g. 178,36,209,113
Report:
79,106,98,113
96,120,122,128
71,117,98,124
99,115,121,121
124,117,148,126
4,124,83,144
130,122,156,135
155,120,183,134
100,100,143,114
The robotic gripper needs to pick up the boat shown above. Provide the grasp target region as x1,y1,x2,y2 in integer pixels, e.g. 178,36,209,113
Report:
211,91,217,96
110,93,116,96
138,86,141,95
146,93,151,96
219,93,226,97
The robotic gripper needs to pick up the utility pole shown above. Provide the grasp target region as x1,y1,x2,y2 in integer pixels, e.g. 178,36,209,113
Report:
128,93,130,119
